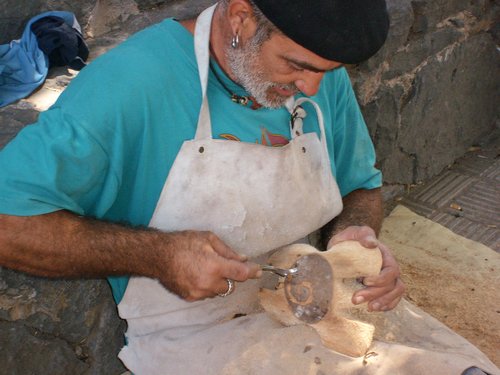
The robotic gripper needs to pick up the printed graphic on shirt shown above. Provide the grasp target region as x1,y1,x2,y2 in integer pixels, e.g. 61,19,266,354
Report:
220,127,289,147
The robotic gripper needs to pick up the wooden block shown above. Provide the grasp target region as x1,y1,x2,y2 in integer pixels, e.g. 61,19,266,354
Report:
259,241,382,357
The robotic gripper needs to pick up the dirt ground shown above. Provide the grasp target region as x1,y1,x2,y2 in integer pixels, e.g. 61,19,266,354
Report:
402,261,499,366
380,205,500,367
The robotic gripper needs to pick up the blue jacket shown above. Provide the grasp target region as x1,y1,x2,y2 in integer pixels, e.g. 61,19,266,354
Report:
0,11,87,108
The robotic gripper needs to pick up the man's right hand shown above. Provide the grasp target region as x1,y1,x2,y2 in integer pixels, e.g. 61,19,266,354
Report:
155,231,262,301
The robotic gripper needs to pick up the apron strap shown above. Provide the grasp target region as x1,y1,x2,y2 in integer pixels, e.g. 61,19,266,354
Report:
289,97,330,154
193,4,217,140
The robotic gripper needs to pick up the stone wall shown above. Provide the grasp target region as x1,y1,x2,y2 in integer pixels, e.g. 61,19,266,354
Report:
0,0,498,374
0,0,166,44
0,0,217,43
0,269,126,374
350,0,499,184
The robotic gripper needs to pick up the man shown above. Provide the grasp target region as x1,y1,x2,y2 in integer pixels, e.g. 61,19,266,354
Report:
0,1,496,374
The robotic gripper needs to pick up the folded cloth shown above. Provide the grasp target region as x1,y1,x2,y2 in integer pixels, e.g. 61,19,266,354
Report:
0,11,88,108
31,15,89,70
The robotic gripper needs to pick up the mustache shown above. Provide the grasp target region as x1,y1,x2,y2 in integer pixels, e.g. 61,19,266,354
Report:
270,82,298,92
268,82,299,97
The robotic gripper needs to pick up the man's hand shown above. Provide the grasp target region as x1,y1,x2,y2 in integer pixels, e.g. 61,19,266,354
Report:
327,225,405,312
156,231,262,301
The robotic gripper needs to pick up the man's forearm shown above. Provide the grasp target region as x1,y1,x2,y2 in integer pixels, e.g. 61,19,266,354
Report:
320,188,383,248
0,210,166,279
0,210,259,301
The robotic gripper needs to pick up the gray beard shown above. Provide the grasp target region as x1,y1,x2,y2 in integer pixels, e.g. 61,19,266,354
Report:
225,39,297,109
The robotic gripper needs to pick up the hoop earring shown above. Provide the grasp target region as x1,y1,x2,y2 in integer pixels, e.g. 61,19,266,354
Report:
231,33,240,49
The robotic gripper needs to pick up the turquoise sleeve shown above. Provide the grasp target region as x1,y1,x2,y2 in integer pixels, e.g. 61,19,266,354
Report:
107,276,129,304
0,108,119,216
328,69,382,196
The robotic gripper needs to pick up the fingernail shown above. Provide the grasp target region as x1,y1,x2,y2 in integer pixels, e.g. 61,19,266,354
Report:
372,302,381,310
255,269,262,278
364,279,374,286
381,305,389,311
353,296,365,304
366,236,378,246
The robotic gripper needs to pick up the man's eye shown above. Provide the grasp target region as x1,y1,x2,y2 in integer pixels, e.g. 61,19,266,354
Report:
288,62,304,72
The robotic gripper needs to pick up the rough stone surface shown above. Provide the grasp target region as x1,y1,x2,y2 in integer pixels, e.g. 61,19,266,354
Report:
0,0,211,43
0,0,498,374
350,0,499,183
397,33,498,181
0,268,126,374
0,0,96,44
0,105,38,148
0,321,88,375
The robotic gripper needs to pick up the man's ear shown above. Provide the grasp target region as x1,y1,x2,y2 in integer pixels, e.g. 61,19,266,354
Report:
226,0,257,41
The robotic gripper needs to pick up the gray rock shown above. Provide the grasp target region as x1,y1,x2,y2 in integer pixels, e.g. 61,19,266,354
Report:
0,106,39,148
406,0,471,37
0,0,209,43
0,321,89,375
0,0,96,44
384,0,414,58
0,267,126,374
350,0,499,184
396,33,499,182
354,0,414,74
382,26,462,80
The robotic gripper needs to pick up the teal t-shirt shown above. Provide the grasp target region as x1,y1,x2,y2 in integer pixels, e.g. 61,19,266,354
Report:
0,19,381,304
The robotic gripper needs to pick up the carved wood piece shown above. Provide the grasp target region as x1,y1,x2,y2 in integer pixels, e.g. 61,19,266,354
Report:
284,253,333,323
259,241,382,357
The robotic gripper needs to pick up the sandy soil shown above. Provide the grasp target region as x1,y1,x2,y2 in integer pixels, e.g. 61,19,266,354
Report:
380,205,500,367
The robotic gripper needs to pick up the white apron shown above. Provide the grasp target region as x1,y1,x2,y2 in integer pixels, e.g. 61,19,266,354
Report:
118,4,342,372
117,6,500,375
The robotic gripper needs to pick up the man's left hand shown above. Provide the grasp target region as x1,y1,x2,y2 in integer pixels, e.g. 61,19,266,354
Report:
327,225,405,312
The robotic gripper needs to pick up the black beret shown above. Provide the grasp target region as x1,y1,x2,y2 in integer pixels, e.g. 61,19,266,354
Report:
251,0,390,64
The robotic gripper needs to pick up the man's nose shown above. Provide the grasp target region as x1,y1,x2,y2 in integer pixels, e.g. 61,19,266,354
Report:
295,71,325,96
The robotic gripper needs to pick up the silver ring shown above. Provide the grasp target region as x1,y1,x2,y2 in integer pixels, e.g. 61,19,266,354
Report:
218,278,234,297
